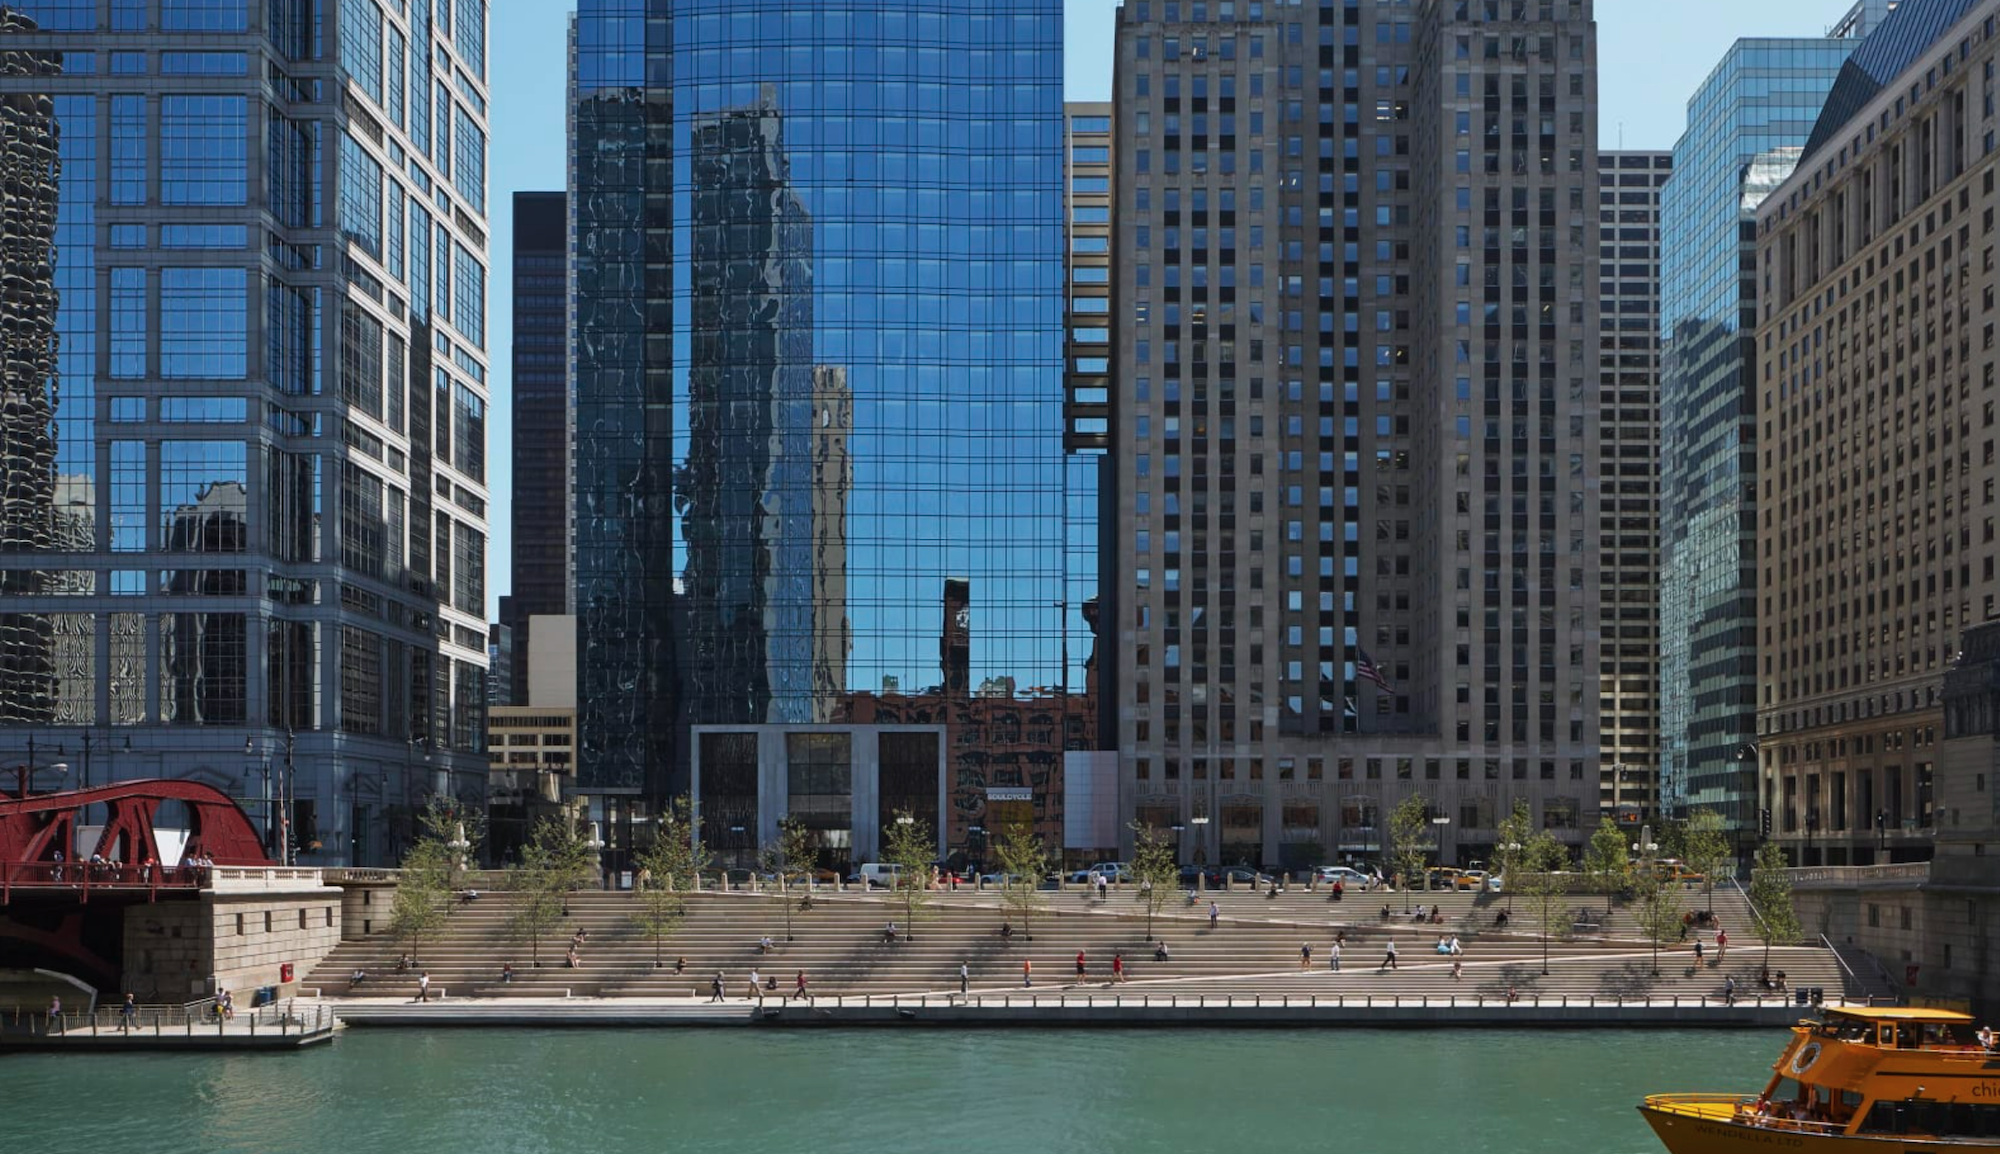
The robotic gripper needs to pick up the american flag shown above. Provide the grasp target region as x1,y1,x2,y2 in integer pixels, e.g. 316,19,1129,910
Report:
1355,648,1394,693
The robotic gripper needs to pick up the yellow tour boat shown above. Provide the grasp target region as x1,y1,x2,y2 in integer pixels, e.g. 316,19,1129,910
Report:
1640,1006,2000,1150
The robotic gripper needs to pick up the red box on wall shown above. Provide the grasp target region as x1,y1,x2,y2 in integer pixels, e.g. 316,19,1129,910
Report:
280,963,295,983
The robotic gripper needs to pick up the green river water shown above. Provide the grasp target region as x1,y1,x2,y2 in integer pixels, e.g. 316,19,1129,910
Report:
1,1027,1784,1153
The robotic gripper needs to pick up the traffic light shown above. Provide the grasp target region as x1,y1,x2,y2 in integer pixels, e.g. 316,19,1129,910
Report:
1759,807,1772,838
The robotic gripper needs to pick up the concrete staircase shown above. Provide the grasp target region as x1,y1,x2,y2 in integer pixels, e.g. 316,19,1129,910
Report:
305,885,1841,1006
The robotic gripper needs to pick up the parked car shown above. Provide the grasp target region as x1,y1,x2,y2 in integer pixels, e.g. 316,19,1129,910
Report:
1068,862,1133,884
1212,865,1271,888
979,871,1029,887
1452,869,1493,892
849,862,907,889
1313,865,1376,889
1424,866,1466,891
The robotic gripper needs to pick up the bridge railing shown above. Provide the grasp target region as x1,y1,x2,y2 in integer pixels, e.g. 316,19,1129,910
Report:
0,860,207,903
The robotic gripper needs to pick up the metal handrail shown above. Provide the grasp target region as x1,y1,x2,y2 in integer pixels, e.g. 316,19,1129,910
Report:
1644,1095,1847,1136
17,999,334,1038
1818,933,1860,983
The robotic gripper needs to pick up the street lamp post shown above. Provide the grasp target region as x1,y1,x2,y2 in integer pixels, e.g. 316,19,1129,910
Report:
243,737,274,858
9,737,69,798
1632,831,1661,975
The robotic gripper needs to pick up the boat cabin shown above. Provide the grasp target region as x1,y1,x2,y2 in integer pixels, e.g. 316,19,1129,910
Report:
1752,1007,2000,1139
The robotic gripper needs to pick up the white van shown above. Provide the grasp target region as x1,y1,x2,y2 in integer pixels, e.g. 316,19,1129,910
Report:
855,862,906,889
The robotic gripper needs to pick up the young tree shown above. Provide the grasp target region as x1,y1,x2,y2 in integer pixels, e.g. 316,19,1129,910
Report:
1387,793,1433,910
1492,799,1532,913
505,816,595,968
650,795,712,894
1582,816,1632,920
1680,809,1732,913
388,838,452,965
882,809,937,942
1628,863,1685,978
418,794,488,893
1747,841,1804,974
1515,831,1571,975
1129,821,1176,941
629,837,688,968
759,814,817,940
993,822,1051,942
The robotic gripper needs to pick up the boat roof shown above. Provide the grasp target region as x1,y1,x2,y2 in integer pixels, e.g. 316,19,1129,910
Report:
1822,1006,1975,1024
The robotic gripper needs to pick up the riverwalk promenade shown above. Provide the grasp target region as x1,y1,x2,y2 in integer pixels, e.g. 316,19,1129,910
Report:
301,884,1857,1030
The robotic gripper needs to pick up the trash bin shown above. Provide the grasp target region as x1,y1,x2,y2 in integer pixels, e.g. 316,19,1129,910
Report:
1795,989,1810,1007
1810,987,1825,1006
253,985,277,1008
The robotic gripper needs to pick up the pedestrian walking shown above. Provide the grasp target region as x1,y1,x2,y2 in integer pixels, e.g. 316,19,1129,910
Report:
47,994,61,1034
793,970,811,1001
747,969,762,1001
1022,959,1033,988
709,972,726,1003
959,960,970,997
1693,939,1706,967
1380,939,1399,970
1329,940,1342,972
1097,874,1108,901
1724,975,1737,1006
1300,942,1313,971
416,972,431,1003
1075,950,1088,982
1112,953,1125,983
1208,900,1220,929
120,992,137,1029
1715,928,1729,961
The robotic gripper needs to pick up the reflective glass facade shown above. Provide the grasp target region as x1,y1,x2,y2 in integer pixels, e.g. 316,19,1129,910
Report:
0,0,491,866
1658,36,1857,840
572,0,1068,853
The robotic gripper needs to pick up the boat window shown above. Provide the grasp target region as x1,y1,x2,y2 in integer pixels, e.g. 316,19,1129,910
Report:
1840,1090,1865,1110
1865,1100,2000,1138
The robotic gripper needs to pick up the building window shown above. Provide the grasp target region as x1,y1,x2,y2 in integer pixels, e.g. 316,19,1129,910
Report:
159,95,247,205
160,268,248,378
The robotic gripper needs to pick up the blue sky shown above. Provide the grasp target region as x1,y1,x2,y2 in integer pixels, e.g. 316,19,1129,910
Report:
483,0,1861,617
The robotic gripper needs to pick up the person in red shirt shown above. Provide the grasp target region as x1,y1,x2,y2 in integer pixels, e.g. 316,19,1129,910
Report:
1715,928,1729,961
1075,950,1087,982
1111,953,1125,983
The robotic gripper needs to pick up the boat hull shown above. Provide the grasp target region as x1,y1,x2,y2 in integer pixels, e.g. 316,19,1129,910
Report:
1639,1106,1997,1152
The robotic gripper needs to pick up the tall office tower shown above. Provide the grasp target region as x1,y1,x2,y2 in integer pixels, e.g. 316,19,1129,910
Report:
1112,1,1602,871
1657,27,1863,853
571,0,1067,870
1595,150,1671,821
0,0,492,866
500,191,570,706
1756,0,1994,869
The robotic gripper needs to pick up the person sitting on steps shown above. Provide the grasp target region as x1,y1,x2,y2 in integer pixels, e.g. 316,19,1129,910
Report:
1154,940,1171,962
882,921,899,944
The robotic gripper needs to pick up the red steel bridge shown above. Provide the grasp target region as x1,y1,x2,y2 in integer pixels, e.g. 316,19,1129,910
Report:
0,780,270,904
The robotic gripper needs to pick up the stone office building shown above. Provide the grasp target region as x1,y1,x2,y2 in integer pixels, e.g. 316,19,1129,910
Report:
1753,0,2000,868
1110,0,1604,870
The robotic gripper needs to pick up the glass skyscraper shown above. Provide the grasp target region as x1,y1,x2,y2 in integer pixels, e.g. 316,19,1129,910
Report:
0,0,492,865
1657,32,1860,841
571,0,1068,867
